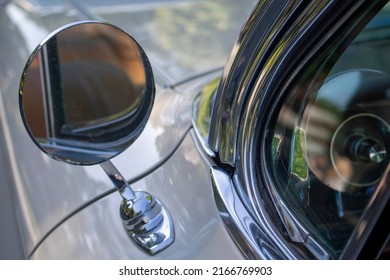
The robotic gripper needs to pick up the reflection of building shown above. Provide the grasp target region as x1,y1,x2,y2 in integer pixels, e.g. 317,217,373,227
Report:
22,23,147,139
58,23,145,86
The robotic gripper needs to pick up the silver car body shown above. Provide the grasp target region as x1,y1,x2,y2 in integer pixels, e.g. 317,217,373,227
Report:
0,0,257,259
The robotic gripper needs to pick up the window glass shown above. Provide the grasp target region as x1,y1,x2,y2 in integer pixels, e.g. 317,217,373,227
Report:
269,3,390,258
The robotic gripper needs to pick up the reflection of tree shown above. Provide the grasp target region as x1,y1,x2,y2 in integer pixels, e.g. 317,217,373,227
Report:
101,0,256,81
195,77,220,138
150,0,257,155
155,0,255,71
291,127,308,180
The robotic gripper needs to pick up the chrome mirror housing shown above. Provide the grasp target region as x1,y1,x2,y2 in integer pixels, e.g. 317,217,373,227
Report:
19,21,154,165
19,21,174,255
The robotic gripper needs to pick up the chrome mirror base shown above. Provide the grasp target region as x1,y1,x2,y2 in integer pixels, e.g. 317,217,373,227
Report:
101,160,174,255
120,191,175,255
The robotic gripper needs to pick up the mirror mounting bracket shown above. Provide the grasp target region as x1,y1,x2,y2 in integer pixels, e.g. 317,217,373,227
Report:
101,160,174,255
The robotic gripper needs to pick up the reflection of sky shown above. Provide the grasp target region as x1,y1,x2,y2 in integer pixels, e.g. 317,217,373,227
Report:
318,71,361,110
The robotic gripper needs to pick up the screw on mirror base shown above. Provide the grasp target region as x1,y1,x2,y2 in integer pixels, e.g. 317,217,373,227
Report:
120,191,175,255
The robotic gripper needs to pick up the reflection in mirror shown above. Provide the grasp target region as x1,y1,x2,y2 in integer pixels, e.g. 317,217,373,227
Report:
19,21,155,165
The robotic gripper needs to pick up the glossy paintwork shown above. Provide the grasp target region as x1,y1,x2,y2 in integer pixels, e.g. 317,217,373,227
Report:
31,132,244,259
0,0,256,258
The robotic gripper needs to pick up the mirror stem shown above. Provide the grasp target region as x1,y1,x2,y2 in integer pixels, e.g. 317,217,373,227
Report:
100,160,135,201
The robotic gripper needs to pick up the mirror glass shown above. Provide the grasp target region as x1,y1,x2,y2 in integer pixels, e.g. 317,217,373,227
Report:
19,21,155,165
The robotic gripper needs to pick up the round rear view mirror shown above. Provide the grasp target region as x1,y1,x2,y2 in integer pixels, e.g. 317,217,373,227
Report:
19,21,155,165
18,21,174,255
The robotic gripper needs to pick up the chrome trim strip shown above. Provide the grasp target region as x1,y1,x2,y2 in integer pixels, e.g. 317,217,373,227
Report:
208,0,301,165
210,167,285,259
192,95,216,157
192,118,215,157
